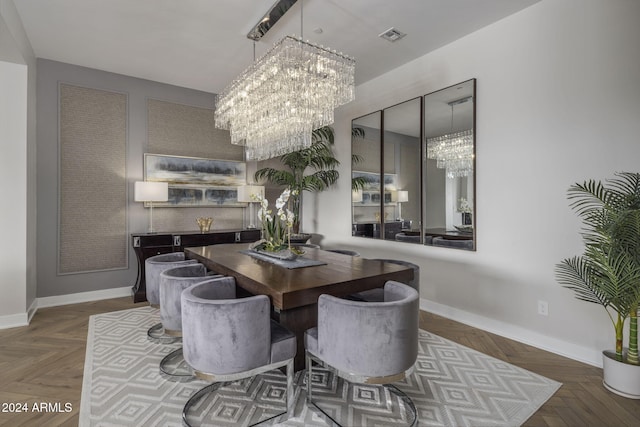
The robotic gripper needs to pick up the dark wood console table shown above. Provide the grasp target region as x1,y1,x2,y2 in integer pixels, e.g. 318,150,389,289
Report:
352,221,405,239
131,229,261,302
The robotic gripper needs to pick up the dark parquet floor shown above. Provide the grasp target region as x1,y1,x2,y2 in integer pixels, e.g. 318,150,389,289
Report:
0,298,638,426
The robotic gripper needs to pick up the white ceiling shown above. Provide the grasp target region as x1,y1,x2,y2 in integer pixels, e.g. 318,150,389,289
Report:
13,0,539,94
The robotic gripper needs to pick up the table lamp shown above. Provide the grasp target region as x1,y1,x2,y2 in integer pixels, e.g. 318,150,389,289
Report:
394,190,409,221
352,189,363,225
134,181,168,233
237,185,265,229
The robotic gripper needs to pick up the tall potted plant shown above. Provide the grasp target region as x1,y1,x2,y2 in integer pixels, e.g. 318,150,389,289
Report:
254,126,340,239
556,172,640,398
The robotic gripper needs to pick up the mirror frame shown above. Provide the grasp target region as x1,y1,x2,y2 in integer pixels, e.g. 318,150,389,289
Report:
351,111,383,239
351,78,476,250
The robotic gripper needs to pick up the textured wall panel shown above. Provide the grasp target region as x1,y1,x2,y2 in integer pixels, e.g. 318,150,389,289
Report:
147,99,243,160
146,99,244,230
59,84,128,274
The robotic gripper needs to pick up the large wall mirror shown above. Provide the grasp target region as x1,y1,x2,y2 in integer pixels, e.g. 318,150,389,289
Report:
351,111,381,239
351,79,476,251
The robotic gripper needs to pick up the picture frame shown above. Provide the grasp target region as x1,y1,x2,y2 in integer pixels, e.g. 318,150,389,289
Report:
352,171,397,206
144,154,246,207
352,170,398,191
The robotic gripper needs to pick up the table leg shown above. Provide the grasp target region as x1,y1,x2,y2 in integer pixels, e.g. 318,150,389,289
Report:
274,304,318,372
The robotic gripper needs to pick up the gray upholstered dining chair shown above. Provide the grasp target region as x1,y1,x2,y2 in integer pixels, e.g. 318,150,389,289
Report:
181,278,297,426
324,248,360,256
305,281,419,427
394,232,421,243
145,252,197,342
432,236,474,250
352,258,420,301
158,264,224,381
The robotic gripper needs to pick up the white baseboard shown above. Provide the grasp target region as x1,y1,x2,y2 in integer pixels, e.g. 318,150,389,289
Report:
27,298,37,322
420,298,603,368
0,287,132,330
37,286,132,308
0,312,29,329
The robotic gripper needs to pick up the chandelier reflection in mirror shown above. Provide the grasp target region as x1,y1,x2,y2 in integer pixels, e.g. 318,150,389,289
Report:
426,96,474,178
214,0,355,161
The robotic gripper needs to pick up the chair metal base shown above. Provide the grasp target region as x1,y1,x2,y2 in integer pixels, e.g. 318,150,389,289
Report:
306,352,418,427
147,322,182,344
159,348,194,382
182,358,294,427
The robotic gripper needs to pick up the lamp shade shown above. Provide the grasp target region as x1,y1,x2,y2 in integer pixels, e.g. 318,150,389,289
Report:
236,185,265,203
134,181,168,202
397,190,409,203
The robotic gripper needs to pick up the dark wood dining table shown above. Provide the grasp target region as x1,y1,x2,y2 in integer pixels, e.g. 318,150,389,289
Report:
185,243,414,370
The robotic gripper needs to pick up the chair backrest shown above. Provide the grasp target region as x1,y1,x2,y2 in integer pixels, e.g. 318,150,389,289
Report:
432,237,474,250
325,249,360,257
182,280,271,376
368,258,420,291
316,281,419,378
145,252,197,306
159,264,209,333
394,232,421,243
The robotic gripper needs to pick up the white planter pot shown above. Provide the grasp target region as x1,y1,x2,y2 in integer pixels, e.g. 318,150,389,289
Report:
602,350,640,399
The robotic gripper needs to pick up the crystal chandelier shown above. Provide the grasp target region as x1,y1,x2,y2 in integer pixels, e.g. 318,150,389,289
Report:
426,97,474,178
215,36,355,161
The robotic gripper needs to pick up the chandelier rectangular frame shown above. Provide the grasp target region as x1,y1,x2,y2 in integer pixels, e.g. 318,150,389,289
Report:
214,35,355,161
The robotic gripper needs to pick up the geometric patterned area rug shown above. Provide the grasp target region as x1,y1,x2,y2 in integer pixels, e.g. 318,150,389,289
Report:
80,307,561,426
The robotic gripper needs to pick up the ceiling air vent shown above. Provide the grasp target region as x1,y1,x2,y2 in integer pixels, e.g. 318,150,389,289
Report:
379,27,406,42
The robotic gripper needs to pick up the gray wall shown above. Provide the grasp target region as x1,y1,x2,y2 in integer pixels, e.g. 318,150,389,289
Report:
36,59,232,298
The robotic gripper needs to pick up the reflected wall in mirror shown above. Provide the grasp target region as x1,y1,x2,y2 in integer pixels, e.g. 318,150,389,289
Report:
351,111,381,239
350,79,476,251
424,79,475,250
382,97,422,244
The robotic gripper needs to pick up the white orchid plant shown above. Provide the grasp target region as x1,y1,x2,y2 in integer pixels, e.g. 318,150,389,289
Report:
458,197,473,214
253,188,299,253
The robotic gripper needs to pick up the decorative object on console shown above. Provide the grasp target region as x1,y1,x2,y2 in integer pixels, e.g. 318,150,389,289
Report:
236,184,265,229
214,0,355,161
195,217,213,233
556,172,640,399
134,181,168,233
426,96,474,178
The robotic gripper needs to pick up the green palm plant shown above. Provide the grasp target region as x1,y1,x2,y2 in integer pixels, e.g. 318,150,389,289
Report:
254,126,340,235
556,172,640,364
351,126,369,191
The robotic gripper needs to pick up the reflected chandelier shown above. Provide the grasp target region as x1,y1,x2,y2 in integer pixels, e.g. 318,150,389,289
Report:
214,1,355,161
426,97,474,178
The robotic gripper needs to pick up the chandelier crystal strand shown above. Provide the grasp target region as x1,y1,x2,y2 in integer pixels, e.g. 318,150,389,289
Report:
426,129,474,178
215,36,355,161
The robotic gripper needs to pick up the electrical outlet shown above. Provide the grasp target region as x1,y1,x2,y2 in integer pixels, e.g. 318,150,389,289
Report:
537,300,549,316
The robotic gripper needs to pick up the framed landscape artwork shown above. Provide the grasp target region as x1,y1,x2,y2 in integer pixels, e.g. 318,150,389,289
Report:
144,154,246,207
352,171,397,205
